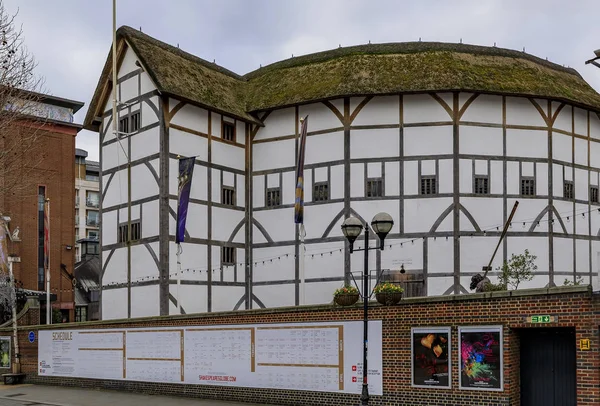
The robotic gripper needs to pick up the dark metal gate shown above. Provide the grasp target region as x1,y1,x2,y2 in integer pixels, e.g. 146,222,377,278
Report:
520,328,576,406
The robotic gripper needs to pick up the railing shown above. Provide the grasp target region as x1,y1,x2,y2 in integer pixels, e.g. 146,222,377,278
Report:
86,218,99,227
86,199,99,208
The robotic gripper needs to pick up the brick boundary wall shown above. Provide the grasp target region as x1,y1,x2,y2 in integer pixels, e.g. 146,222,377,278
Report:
5,286,599,406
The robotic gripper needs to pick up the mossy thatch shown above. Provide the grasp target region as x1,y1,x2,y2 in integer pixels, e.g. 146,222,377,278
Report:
84,26,600,131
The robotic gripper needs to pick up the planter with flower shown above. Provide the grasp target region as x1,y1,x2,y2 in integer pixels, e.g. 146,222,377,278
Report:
333,285,360,306
373,282,404,305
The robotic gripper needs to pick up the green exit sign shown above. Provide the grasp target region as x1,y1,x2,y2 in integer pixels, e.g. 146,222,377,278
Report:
526,315,556,323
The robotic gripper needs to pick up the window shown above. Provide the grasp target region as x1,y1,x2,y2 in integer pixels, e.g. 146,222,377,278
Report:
366,178,383,198
86,191,99,208
474,176,489,195
130,111,140,132
266,188,281,207
75,191,79,207
591,186,599,203
222,121,235,142
85,171,99,182
117,221,140,243
222,246,235,266
313,182,329,202
87,230,99,240
521,178,536,196
221,186,235,206
564,181,574,199
86,210,99,227
118,111,141,136
75,306,87,323
420,176,437,195
118,116,129,134
38,186,46,291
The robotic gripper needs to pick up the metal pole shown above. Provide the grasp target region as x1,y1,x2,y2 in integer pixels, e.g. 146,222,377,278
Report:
176,244,181,314
361,225,369,405
8,258,19,374
46,199,51,325
299,224,305,305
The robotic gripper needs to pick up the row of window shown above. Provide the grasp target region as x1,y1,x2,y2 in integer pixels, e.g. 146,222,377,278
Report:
117,221,141,243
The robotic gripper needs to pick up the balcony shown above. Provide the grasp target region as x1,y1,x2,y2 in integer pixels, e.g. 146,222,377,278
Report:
75,198,79,207
86,218,99,227
86,199,99,208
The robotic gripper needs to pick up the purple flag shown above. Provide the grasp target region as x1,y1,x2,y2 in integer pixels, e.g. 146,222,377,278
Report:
176,157,195,243
294,116,308,224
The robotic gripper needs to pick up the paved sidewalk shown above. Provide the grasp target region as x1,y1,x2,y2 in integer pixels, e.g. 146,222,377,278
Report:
0,384,277,406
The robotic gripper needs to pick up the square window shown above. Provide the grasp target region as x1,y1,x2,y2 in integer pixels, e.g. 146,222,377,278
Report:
366,178,383,198
221,246,235,266
222,121,235,142
474,176,489,194
130,111,140,132
313,182,329,202
521,178,535,196
118,117,129,135
591,186,599,203
118,224,128,243
564,181,574,199
117,221,140,243
222,186,235,206
420,176,437,195
266,188,281,207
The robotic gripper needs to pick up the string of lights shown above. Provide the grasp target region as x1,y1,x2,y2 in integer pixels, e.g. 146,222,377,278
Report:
100,204,600,289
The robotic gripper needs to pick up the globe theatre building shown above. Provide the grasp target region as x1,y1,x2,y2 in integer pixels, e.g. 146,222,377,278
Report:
84,26,600,319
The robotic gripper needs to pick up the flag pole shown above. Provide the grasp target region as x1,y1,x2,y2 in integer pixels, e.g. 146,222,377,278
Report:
295,116,308,306
300,224,305,305
177,244,181,314
45,198,50,325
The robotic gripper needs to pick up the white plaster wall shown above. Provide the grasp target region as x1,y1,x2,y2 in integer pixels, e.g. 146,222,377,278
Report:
211,112,221,138
102,211,117,246
490,161,503,194
460,237,504,272
130,164,159,201
506,129,546,158
141,99,158,128
303,242,345,279
101,288,127,320
236,174,245,208
404,126,452,156
102,170,128,208
427,238,453,274
253,284,295,308
461,198,502,231
591,113,600,141
253,139,295,171
553,104,572,133
459,159,471,194
253,175,265,208
351,200,401,235
507,237,549,274
306,132,343,165
173,285,208,314
131,243,159,282
428,277,454,296
254,208,295,242
140,71,155,95
459,126,502,156
212,286,245,312
576,203,590,235
299,102,343,132
130,127,159,163
170,128,208,162
331,165,345,199
438,160,453,194
350,163,364,198
552,237,573,273
102,141,129,171
536,163,549,196
303,203,344,239
211,207,245,242
404,94,452,123
552,132,572,162
351,128,399,159
404,198,453,233
252,246,296,282
352,96,399,126
168,242,208,280
576,239,590,276
591,142,600,169
120,45,140,78
506,97,547,127
102,247,127,284
236,121,246,146
304,281,344,305
170,104,209,134
385,162,400,196
593,242,600,289
575,169,589,201
459,94,502,124
574,108,587,136
212,142,245,172
141,199,159,238
188,165,207,201
575,137,587,166
120,77,137,102
182,202,208,239
254,107,295,141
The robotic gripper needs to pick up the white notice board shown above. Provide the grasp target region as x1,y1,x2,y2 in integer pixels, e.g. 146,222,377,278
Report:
38,321,383,395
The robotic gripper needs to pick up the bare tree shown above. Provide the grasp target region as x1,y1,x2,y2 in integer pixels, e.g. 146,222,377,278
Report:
0,1,46,215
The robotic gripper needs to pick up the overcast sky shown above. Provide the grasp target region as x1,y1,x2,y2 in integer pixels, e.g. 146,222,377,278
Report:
4,0,600,161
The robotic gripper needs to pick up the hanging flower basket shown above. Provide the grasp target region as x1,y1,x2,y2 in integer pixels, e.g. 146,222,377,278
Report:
333,285,360,306
373,283,404,306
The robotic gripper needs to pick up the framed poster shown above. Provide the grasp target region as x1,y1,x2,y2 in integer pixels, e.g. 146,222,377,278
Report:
411,327,451,388
0,336,10,368
458,326,503,391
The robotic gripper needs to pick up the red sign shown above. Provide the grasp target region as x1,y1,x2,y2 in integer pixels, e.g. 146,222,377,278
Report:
352,377,357,382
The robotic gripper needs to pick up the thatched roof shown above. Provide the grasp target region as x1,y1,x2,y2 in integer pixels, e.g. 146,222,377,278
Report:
84,26,600,131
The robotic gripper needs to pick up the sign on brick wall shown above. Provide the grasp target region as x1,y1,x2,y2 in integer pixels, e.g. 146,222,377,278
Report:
38,321,383,395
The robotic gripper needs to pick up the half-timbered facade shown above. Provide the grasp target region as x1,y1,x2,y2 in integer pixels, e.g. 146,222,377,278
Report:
84,26,600,319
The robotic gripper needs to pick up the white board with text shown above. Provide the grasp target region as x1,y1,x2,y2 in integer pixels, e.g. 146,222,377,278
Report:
38,321,383,395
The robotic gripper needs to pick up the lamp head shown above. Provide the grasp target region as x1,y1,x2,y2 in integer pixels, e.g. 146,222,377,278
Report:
371,212,394,248
341,216,363,252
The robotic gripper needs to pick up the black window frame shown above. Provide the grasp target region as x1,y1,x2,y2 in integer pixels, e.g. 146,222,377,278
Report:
366,177,384,198
591,186,599,204
521,177,536,196
222,120,236,142
313,181,329,202
474,175,489,195
420,176,437,195
117,220,141,243
118,110,141,136
221,186,236,206
266,187,281,207
221,246,236,266
563,181,574,199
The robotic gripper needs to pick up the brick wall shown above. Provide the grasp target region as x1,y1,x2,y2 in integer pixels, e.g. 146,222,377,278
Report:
5,286,599,406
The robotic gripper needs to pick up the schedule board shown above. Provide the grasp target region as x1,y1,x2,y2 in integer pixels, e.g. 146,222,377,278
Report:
38,321,383,395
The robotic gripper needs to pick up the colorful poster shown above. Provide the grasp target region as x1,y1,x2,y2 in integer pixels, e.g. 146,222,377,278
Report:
459,326,503,391
0,337,10,368
411,327,450,388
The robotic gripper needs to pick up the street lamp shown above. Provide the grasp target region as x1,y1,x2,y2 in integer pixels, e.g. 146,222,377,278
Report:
341,212,393,406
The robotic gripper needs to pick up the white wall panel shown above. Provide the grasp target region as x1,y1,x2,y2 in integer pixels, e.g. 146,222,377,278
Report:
253,175,265,208
459,159,471,194
576,239,590,277
507,237,548,273
438,160,453,194
552,132,571,162
254,108,295,141
211,207,244,242
506,162,519,195
140,71,155,94
385,162,400,196
304,242,345,279
574,108,587,136
170,104,209,134
404,161,418,195
131,243,159,282
351,200,400,235
490,161,503,195
427,238,453,273
506,97,547,126
306,132,343,164
427,277,453,296
331,165,344,199
591,113,600,141
102,142,129,171
303,203,344,239
536,163,548,196
404,198,452,234
102,211,117,246
185,203,208,239
299,102,343,132
575,137,588,166
553,164,564,197
506,129,546,158
254,208,295,242
461,198,502,232
253,284,295,308
131,164,159,201
102,170,128,208
350,163,364,198
119,46,140,77
175,285,208,314
351,128,399,159
170,128,207,161
460,237,504,273
459,126,502,156
252,246,295,282
553,237,573,274
404,126,452,156
352,96,399,126
404,94,451,123
102,247,126,284
213,142,245,171
189,165,207,201
120,77,138,102
552,104,572,133
141,100,158,127
142,199,159,238
212,286,245,312
101,288,128,320
575,169,589,201
459,94,502,124
282,171,295,205
211,112,221,138
253,139,295,171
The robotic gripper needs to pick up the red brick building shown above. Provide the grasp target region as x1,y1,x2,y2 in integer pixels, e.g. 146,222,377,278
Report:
0,92,84,322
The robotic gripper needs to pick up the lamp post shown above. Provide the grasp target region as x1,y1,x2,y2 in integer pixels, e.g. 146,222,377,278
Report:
341,212,394,406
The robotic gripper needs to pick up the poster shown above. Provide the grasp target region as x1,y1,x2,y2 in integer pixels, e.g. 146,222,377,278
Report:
0,337,10,368
458,326,503,391
38,321,383,395
411,327,450,388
